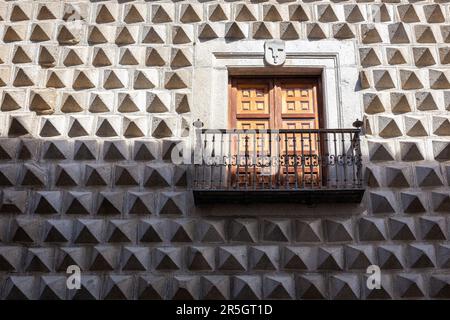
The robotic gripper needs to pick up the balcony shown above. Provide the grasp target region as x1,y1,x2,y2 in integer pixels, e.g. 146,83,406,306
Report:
191,122,364,205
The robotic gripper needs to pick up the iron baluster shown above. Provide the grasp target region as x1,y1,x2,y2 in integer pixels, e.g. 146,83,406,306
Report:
284,132,289,189
227,132,232,190
253,133,257,189
236,133,240,189
308,130,313,189
301,132,305,189
317,131,322,189
219,132,224,189
269,132,273,190
244,134,249,189
324,132,330,188
202,133,207,189
293,132,298,190
333,132,338,188
350,132,356,188
341,132,347,188
276,132,281,187
209,134,215,188
354,129,363,188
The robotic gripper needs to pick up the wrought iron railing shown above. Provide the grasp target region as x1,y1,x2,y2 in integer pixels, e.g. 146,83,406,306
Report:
192,123,363,193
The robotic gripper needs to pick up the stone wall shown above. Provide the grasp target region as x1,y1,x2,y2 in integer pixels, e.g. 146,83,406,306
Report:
0,0,450,299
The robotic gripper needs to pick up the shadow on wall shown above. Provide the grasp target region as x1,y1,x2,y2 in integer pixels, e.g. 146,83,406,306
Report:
193,201,364,217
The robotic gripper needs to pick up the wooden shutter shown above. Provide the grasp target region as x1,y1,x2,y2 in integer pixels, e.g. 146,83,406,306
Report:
230,77,319,130
276,79,320,185
230,78,274,129
229,76,321,187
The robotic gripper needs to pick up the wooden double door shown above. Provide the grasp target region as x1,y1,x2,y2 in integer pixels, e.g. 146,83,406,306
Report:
229,76,322,187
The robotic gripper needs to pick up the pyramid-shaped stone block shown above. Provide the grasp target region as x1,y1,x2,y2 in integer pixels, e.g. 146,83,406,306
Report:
208,4,228,22
263,275,295,299
232,276,261,300
324,218,353,242
102,276,134,300
358,217,387,241
187,246,215,271
170,276,199,300
201,276,229,300
283,246,314,271
317,247,344,271
96,191,124,216
73,219,103,244
385,166,411,188
89,245,119,271
153,247,181,271
24,248,54,272
197,220,226,243
137,276,166,300
105,220,136,243
68,276,101,300
401,192,426,214
296,275,327,299
217,246,247,271
249,246,279,271
116,248,148,273
330,275,360,300
133,140,159,161
378,245,405,270
419,216,446,240
38,276,67,300
167,219,195,243
407,244,435,269
63,191,93,215
43,219,72,243
396,274,426,298
416,166,443,187
345,245,375,270
263,219,290,242
370,191,396,214
139,219,164,243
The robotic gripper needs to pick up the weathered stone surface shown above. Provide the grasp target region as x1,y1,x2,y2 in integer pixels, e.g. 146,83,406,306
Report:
345,245,375,270
395,274,426,298
170,276,199,300
330,274,360,300
217,246,247,271
137,276,166,300
232,276,261,300
296,274,327,299
201,276,229,300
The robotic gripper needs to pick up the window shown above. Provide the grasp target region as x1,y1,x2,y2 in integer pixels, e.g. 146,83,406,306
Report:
229,77,322,131
192,75,363,205
229,76,322,187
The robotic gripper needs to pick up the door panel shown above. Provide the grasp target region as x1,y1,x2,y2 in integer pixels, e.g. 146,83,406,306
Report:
237,120,270,155
234,80,271,119
281,119,318,152
237,120,269,131
277,79,320,186
280,84,316,117
280,120,320,186
237,86,268,114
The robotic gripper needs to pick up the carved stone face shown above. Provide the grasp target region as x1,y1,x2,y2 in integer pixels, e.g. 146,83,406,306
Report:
264,40,286,66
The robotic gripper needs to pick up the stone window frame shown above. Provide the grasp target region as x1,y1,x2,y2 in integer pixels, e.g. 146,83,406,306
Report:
192,40,361,131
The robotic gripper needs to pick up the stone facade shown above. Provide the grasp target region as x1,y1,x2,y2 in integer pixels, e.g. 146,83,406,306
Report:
0,0,450,300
